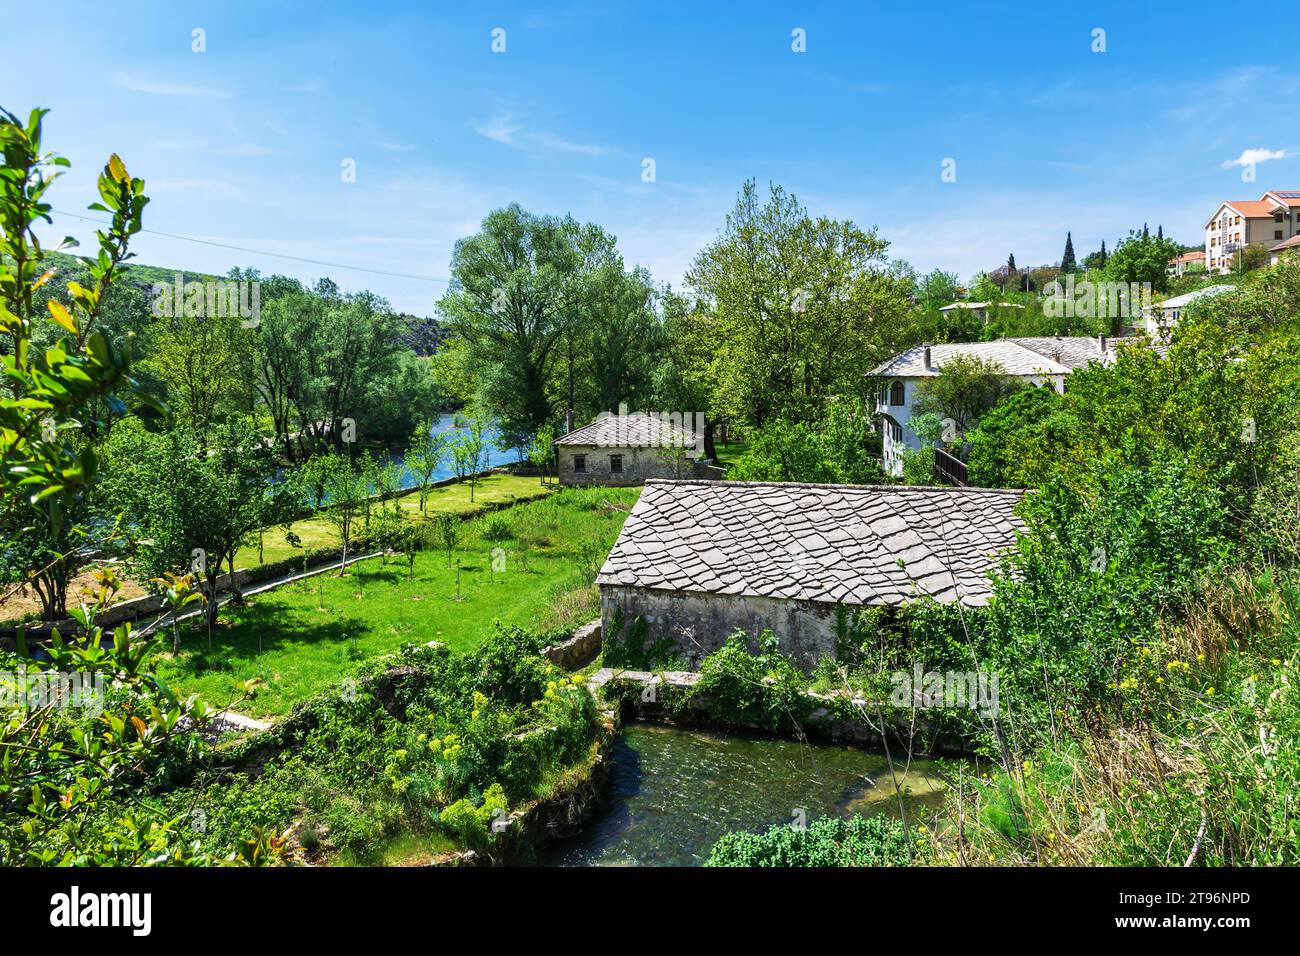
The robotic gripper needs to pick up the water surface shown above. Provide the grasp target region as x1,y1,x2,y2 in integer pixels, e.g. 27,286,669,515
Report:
539,722,949,867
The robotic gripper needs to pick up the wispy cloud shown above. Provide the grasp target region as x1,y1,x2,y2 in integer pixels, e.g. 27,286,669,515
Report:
472,110,522,146
111,72,231,99
1222,147,1290,168
472,109,608,155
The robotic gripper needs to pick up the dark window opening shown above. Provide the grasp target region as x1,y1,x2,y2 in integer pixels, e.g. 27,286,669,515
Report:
610,454,623,473
889,380,905,406
573,455,586,473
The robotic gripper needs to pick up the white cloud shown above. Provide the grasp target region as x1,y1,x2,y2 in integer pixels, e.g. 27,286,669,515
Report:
472,111,522,146
1222,147,1290,168
472,109,608,156
111,72,231,99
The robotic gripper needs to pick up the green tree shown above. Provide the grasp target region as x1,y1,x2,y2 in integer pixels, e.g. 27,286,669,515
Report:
0,108,268,866
101,417,283,633
911,354,1022,437
320,452,368,573
965,385,1068,488
1061,232,1077,273
405,419,450,512
685,179,911,427
1102,229,1181,292
437,204,588,446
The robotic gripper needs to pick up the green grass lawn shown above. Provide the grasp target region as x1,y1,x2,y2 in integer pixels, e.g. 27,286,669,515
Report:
165,486,640,718
236,472,552,567
712,440,750,471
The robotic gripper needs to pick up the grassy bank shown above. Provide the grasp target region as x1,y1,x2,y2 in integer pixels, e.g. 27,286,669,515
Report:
235,472,550,567
162,486,640,717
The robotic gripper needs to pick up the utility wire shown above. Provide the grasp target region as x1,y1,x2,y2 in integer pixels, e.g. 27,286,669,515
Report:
50,208,452,284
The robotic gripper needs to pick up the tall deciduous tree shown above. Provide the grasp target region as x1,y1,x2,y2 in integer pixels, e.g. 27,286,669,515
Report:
437,204,587,446
685,179,911,427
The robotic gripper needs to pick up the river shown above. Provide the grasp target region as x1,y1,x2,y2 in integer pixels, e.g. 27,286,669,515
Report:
538,722,950,867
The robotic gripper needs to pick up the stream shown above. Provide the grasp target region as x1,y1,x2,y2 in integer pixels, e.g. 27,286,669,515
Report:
538,722,951,867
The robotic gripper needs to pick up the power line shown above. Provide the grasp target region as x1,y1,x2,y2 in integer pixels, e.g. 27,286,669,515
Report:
50,208,453,284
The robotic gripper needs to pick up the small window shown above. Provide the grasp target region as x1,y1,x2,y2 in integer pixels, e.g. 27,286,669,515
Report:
891,422,903,444
889,381,905,406
609,454,623,473
573,454,586,473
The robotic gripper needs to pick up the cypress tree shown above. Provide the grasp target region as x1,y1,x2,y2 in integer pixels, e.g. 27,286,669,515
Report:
1061,232,1077,273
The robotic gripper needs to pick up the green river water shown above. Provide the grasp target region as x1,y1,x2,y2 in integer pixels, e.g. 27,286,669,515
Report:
538,722,951,867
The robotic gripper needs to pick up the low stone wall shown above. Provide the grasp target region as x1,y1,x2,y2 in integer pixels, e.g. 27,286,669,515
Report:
542,619,602,669
590,667,974,757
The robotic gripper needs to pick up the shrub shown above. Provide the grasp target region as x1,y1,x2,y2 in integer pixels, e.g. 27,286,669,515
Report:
478,513,514,542
687,631,813,732
706,815,912,867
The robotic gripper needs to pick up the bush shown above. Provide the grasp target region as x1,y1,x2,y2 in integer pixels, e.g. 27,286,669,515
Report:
478,513,514,542
706,814,912,867
687,631,813,732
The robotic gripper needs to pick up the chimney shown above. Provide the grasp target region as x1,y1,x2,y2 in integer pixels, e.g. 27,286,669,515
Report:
922,343,932,370
1098,333,1108,352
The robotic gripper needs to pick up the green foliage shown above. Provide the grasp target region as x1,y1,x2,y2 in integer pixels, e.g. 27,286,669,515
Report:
477,512,514,542
601,608,675,670
965,386,1066,488
706,814,912,867
1101,228,1182,293
729,398,879,483
912,353,1023,436
687,632,814,732
685,179,912,427
148,626,600,862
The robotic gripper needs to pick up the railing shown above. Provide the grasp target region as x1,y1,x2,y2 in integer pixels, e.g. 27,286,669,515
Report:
934,447,968,487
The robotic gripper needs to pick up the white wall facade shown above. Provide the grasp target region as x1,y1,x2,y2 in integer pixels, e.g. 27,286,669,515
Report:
876,374,1064,477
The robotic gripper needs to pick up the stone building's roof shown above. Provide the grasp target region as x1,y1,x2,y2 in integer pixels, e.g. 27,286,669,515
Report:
872,341,1073,378
597,480,1026,607
554,412,698,449
1006,336,1128,370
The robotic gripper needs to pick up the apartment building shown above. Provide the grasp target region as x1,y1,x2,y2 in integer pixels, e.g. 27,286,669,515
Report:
1204,189,1300,273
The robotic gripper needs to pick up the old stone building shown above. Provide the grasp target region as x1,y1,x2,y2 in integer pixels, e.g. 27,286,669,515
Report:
597,479,1025,667
553,412,720,486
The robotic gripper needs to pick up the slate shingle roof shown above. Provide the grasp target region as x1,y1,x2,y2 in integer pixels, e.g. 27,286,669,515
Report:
871,341,1073,378
1007,336,1126,370
597,480,1026,607
554,412,698,449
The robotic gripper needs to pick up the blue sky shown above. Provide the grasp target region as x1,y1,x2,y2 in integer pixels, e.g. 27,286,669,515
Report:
4,1,1297,314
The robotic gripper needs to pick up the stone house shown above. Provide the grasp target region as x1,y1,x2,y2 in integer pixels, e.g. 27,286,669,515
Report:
553,412,720,486
597,479,1025,667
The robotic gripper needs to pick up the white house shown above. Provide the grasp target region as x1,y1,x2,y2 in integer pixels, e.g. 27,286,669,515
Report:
872,337,1122,477
1145,284,1234,339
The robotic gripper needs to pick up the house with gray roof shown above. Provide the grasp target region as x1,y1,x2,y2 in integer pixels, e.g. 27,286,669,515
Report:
553,410,720,486
597,479,1026,666
872,336,1131,476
